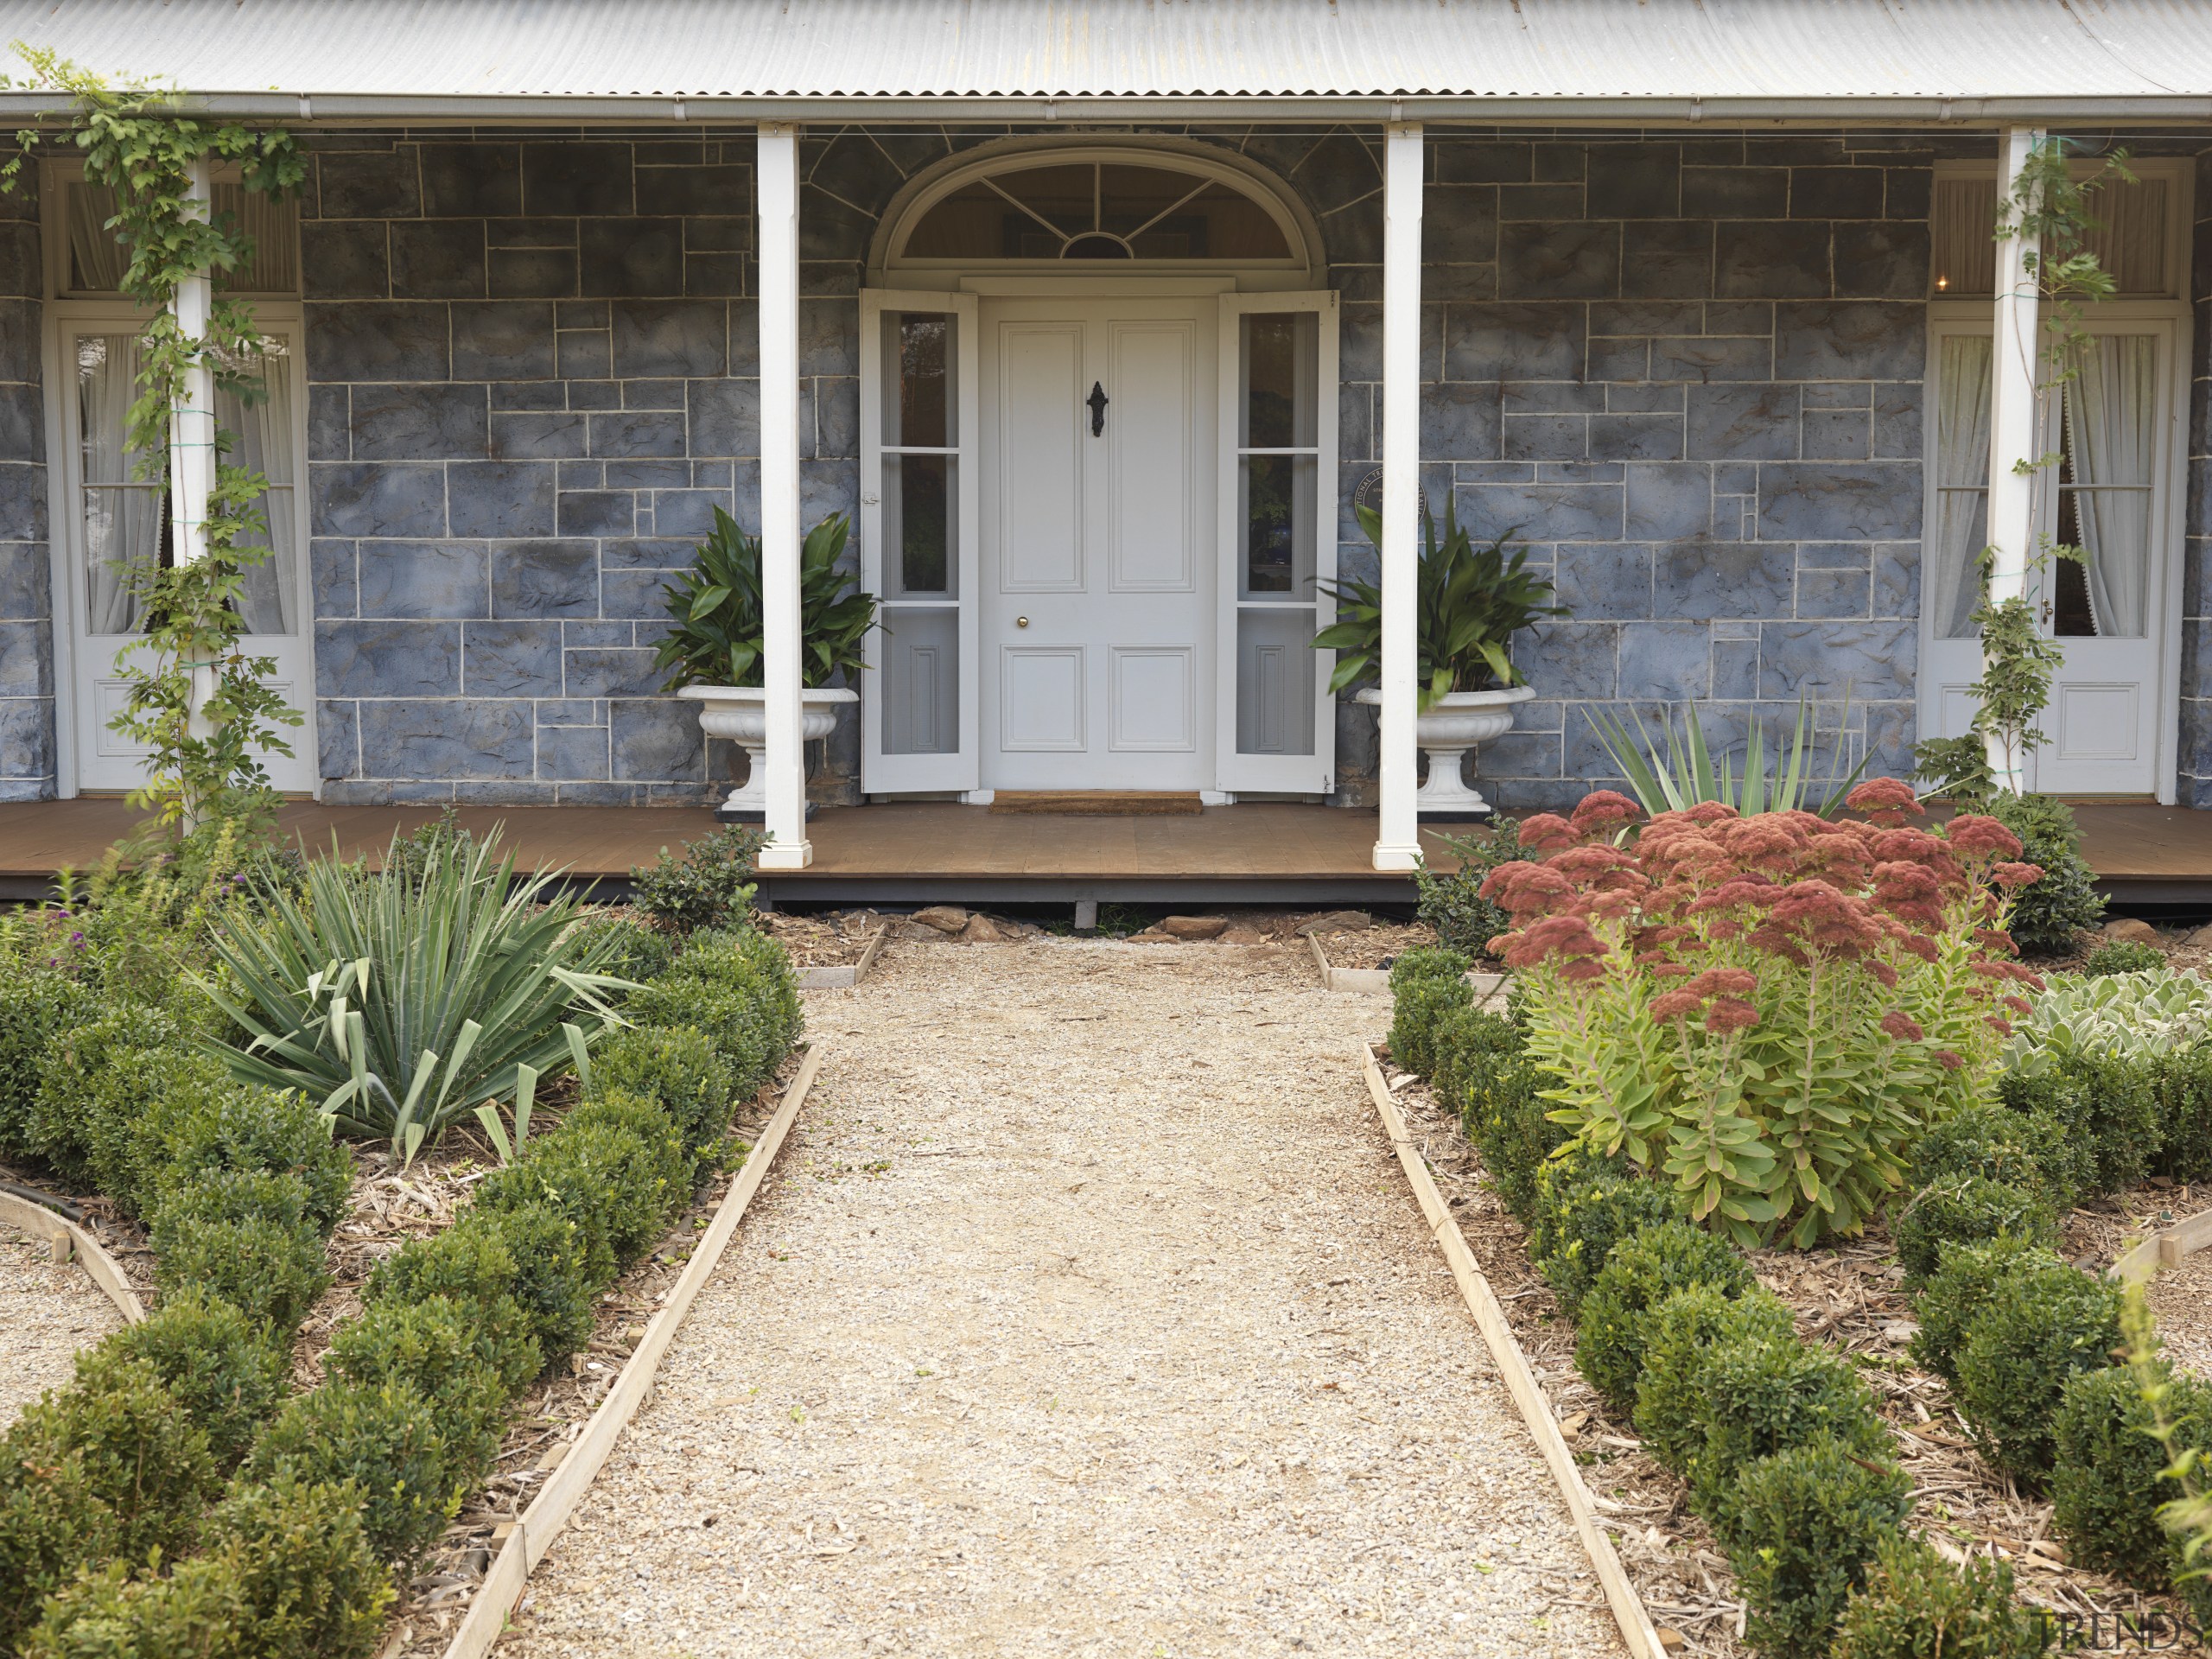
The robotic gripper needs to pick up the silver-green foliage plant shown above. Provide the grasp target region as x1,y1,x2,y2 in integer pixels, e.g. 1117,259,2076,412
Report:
1587,697,1870,819
2001,964,2212,1078
203,829,632,1161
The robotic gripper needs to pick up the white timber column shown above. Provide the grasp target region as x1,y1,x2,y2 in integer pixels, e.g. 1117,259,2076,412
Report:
755,122,811,868
1373,122,1425,872
169,158,217,763
1983,124,2044,795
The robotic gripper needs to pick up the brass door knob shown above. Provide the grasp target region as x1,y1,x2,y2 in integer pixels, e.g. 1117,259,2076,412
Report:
1016,615,1030,628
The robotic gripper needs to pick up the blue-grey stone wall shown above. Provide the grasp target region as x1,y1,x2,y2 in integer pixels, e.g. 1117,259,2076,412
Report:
0,168,49,801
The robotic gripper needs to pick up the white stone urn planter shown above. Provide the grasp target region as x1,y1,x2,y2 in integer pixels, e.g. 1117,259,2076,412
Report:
678,685,857,822
1357,683,1535,818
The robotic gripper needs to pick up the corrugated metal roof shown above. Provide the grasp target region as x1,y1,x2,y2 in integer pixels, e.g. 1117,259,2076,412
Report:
0,0,2209,111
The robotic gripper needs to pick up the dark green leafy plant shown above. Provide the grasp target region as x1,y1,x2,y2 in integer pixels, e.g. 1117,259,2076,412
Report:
1908,1101,2079,1212
1998,1051,2157,1197
1528,1154,1681,1319
149,1170,330,1331
246,1379,464,1570
1313,502,1565,712
594,1023,740,1160
1688,1332,1890,1538
1575,1219,1752,1414
1633,1286,1799,1475
1730,1435,1916,1659
629,926,802,1095
2153,1043,2212,1183
474,1109,684,1284
20,1554,248,1659
1414,822,1520,958
1953,1260,2124,1481
1910,1236,2061,1388
1893,1175,2056,1287
22,1347,221,1571
205,1473,394,1659
366,1203,598,1369
629,825,766,935
1986,793,2105,955
204,825,632,1162
2086,938,2165,976
1831,1534,2052,1659
653,507,877,690
2051,1362,2212,1596
327,1294,534,1444
111,1289,289,1471
1386,946,1471,1076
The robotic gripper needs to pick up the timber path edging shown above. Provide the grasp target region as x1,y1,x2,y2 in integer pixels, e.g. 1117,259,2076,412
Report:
439,1043,821,1659
0,1189,145,1325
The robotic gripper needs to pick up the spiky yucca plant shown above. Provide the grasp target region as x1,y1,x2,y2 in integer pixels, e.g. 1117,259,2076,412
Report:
202,827,632,1162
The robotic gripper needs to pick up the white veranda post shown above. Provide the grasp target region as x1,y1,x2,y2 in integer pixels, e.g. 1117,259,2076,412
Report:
1373,123,1424,873
1983,125,2044,795
169,158,216,751
755,123,811,869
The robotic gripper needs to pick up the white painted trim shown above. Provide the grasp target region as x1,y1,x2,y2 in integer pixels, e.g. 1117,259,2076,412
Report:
870,136,1325,288
1214,288,1340,796
857,287,982,795
1983,125,2044,794
755,122,811,870
959,275,1237,296
1374,123,1423,873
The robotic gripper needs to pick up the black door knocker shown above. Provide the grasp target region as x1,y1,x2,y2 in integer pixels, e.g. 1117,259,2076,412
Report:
1086,380,1109,436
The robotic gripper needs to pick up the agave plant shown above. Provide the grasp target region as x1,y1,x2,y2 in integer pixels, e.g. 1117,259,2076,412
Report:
201,827,633,1163
1587,698,1872,819
1313,501,1566,713
652,507,877,690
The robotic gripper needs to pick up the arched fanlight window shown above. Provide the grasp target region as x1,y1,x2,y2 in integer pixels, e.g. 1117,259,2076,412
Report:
893,152,1300,266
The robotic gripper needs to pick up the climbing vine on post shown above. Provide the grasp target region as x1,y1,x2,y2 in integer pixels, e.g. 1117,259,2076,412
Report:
3,47,304,830
1916,134,2133,805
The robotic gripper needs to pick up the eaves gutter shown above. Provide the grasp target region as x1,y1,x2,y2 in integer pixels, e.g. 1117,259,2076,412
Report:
0,92,2209,127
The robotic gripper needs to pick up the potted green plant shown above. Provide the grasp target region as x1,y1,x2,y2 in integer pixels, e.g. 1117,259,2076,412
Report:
1314,500,1566,818
656,508,878,821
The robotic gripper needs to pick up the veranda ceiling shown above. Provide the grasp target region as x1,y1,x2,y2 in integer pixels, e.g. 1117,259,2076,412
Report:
0,0,2209,122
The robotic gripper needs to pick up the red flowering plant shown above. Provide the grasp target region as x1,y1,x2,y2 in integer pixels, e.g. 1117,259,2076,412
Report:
1483,780,2044,1248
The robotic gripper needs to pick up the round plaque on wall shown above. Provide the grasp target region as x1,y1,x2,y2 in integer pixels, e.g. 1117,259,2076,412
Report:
1351,467,1429,526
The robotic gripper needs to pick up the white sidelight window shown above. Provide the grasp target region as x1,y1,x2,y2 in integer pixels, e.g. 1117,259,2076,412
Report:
858,289,981,793
1216,289,1338,794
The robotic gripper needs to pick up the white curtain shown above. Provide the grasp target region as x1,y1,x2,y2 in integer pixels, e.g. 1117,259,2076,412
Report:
75,334,160,634
217,351,297,635
2064,334,2158,639
65,183,128,293
1931,334,1993,639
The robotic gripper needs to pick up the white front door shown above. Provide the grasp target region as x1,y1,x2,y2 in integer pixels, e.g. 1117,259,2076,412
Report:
55,315,317,795
1920,315,2185,798
978,296,1217,792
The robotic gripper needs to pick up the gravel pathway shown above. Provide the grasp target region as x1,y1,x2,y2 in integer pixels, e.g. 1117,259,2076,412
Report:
0,1224,124,1430
511,938,1618,1659
2150,1249,2212,1378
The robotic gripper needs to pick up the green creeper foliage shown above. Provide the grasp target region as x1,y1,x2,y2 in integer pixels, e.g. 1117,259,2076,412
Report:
1729,1435,1916,1659
1831,1535,2054,1659
592,1023,741,1160
2051,1363,2212,1601
111,1288,289,1471
1575,1220,1753,1414
1953,1261,2124,1480
1631,1286,1797,1476
1527,1152,1682,1319
247,1379,467,1571
1894,1175,2057,1287
1910,1236,2065,1389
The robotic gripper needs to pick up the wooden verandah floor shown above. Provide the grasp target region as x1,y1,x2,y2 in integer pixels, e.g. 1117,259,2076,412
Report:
2,797,2209,907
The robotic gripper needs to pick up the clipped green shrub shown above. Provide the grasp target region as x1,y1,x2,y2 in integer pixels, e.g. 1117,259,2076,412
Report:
1729,1434,1916,1659
2085,937,2166,976
1688,1332,1889,1539
24,1001,185,1187
153,1084,353,1232
149,1170,331,1331
558,1090,690,1257
1414,823,1521,958
1528,1153,1681,1319
476,1113,679,1282
2151,1040,2212,1184
1431,1005,1569,1225
1998,1051,2158,1196
1911,1236,2063,1388
2052,1363,2212,1596
1953,1261,2124,1480
1632,1285,1797,1475
75,1045,238,1217
0,1432,120,1653
629,824,765,935
1832,1534,2052,1659
19,1554,247,1659
327,1293,537,1439
1576,1219,1753,1414
1387,946,1472,1076
1986,790,2105,958
571,912,677,984
629,925,801,1092
247,1379,466,1570
206,1473,394,1659
1894,1175,2057,1286
366,1203,598,1367
593,1022,739,1160
0,972,94,1163
111,1288,289,1471
1908,1102,2078,1211
35,1348,220,1567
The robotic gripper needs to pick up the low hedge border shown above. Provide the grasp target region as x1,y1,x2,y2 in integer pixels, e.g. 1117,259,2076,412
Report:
0,917,803,1659
1389,955,2060,1659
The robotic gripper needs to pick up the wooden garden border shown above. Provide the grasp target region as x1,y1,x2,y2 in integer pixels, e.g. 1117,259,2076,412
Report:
0,1189,145,1325
1360,1044,1666,1659
2110,1200,2212,1284
441,1042,822,1659
793,925,887,991
1307,932,1510,1006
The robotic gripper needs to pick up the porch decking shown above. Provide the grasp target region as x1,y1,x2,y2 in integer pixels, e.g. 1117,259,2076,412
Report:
2,798,2209,908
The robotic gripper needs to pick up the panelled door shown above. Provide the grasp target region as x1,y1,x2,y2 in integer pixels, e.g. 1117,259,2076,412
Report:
978,296,1217,792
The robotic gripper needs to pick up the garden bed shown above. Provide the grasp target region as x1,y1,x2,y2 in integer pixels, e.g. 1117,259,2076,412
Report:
749,909,889,987
1310,926,1504,995
1381,1056,2212,1655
